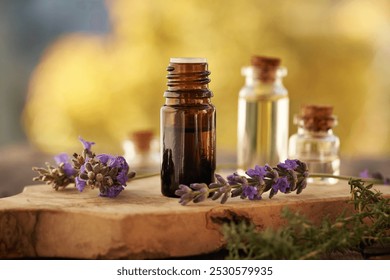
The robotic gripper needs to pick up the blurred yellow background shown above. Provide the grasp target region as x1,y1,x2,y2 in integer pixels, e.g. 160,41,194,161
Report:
22,0,390,158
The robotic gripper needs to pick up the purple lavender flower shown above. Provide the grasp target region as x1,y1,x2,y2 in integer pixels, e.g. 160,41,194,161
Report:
76,154,130,198
95,154,129,186
286,169,298,192
95,154,115,165
209,174,228,189
246,165,267,192
211,186,227,201
215,174,227,185
99,185,125,198
242,185,261,200
246,165,266,179
172,159,311,205
75,176,86,192
54,153,76,177
371,172,390,185
359,169,390,185
191,183,209,203
175,184,192,196
101,155,129,197
272,177,289,194
278,159,299,171
227,173,247,185
110,156,129,185
359,169,370,178
265,164,279,181
175,184,196,205
175,183,209,205
298,179,307,193
79,136,95,152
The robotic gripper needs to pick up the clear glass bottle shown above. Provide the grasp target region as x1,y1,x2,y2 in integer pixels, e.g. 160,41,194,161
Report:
122,130,160,174
160,57,216,197
237,56,289,172
288,105,340,184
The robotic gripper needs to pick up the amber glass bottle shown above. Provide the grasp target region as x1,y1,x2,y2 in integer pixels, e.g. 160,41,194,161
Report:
160,58,216,197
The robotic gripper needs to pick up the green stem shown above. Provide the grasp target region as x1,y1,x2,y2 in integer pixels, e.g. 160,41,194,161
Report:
130,172,159,180
309,173,384,185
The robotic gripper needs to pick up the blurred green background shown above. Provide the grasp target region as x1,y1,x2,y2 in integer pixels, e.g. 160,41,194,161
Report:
3,0,390,159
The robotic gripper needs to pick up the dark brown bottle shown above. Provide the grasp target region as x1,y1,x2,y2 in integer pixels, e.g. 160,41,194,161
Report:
160,58,216,197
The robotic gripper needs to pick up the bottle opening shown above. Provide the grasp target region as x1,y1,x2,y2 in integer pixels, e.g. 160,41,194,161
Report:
170,57,207,64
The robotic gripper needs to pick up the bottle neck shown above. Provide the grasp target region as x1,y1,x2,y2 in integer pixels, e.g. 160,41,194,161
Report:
165,97,211,105
297,126,335,136
164,61,212,98
242,66,287,87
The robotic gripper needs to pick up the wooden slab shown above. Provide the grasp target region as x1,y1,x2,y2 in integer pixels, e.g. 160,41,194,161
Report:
0,176,389,259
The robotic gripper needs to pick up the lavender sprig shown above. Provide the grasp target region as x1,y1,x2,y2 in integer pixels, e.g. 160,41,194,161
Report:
32,136,135,198
175,159,309,205
175,159,390,205
359,169,390,185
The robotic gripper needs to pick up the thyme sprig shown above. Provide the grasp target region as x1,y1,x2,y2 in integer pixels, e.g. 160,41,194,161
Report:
222,178,390,259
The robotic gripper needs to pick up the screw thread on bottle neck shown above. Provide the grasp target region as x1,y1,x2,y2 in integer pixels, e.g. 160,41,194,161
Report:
165,58,212,97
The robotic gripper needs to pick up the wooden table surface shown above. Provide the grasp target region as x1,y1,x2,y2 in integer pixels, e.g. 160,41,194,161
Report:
0,143,389,259
1,174,389,259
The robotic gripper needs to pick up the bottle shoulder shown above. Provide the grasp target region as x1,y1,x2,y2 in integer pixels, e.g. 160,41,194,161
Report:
239,84,288,99
161,103,215,113
289,132,340,142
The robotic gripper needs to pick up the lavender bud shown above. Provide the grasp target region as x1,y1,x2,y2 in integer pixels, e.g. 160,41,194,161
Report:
93,164,100,173
231,187,243,197
193,193,207,203
128,171,136,179
215,174,227,185
287,169,298,191
221,192,230,204
269,188,277,199
296,179,307,194
106,177,114,186
87,171,95,180
209,182,221,189
175,184,192,196
211,191,223,200
96,173,104,182
190,183,207,191
80,173,89,180
179,193,195,206
219,185,230,193
85,162,93,172
109,167,118,177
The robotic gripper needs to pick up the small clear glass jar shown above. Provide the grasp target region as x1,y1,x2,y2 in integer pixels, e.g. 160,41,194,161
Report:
122,130,160,174
288,105,340,184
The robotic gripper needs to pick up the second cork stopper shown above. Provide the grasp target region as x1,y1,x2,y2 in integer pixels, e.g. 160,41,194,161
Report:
297,105,337,132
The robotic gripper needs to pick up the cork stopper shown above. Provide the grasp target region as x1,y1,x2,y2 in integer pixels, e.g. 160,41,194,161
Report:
251,55,281,82
299,105,336,132
131,130,154,152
